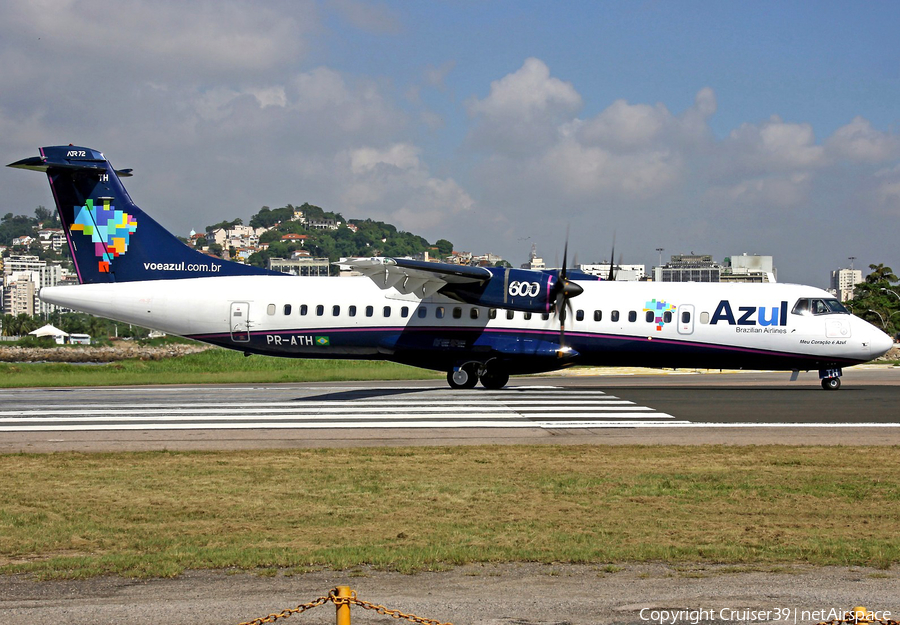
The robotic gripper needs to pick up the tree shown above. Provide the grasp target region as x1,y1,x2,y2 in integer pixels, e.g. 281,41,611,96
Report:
34,205,55,224
847,264,900,338
435,238,454,256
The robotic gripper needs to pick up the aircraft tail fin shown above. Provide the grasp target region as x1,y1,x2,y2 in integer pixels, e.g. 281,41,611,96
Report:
8,146,280,284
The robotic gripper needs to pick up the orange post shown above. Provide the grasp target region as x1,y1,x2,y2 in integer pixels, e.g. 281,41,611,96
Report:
335,586,352,625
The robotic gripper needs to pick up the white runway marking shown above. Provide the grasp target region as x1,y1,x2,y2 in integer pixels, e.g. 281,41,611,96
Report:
0,387,686,431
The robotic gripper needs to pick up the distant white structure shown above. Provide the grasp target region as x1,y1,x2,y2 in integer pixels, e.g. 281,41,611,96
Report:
578,263,646,281
721,253,776,283
520,244,545,271
2,255,65,315
829,268,863,302
29,324,69,344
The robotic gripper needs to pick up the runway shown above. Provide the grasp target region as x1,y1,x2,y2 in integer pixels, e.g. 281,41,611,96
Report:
1,366,898,452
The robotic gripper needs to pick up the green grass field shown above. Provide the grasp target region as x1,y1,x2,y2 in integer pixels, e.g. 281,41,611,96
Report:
1,446,898,579
0,349,441,387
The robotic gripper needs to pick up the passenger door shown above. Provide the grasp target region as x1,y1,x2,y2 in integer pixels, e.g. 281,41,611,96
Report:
230,301,250,342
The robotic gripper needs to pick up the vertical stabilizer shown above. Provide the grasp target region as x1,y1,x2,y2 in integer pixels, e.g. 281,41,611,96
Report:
8,146,280,283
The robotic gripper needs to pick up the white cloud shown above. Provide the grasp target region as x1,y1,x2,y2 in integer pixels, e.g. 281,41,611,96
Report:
706,172,814,211
465,58,582,154
723,115,825,173
467,57,582,121
1,1,308,81
424,60,456,90
327,0,402,34
826,116,900,162
335,145,474,231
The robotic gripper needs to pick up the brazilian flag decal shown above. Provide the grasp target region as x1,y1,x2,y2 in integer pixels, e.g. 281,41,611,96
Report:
315,336,330,346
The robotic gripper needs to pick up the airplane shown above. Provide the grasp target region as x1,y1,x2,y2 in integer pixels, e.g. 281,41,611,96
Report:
8,145,894,391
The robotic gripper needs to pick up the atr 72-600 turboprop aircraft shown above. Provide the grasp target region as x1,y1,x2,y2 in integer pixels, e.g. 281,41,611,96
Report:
9,146,894,390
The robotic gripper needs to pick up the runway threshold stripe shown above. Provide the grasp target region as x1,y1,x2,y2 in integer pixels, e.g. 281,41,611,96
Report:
0,419,689,431
0,411,670,424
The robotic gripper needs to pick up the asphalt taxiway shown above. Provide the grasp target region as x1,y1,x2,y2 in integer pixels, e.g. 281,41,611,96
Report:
2,366,898,452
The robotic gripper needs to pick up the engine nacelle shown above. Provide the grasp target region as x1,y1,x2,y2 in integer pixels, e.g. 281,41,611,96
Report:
442,267,557,313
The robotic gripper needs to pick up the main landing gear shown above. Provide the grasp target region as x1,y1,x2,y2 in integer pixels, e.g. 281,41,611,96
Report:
447,362,510,390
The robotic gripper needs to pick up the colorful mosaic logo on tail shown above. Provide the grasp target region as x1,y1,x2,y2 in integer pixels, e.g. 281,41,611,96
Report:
643,299,676,331
69,199,138,272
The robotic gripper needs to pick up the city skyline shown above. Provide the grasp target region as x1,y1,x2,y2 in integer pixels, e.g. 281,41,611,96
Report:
2,1,898,288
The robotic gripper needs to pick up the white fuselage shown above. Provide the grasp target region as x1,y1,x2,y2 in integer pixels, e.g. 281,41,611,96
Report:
40,275,893,374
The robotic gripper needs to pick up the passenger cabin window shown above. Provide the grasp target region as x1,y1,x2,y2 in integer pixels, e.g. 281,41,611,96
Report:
436,307,445,319
284,304,292,315
300,304,308,316
401,306,409,318
792,298,849,316
541,312,550,321
681,310,691,324
664,311,674,323
524,312,532,320
417,306,427,318
383,306,391,317
453,307,462,319
611,310,619,322
628,311,637,323
593,310,602,322
489,309,498,319
366,306,374,317
267,304,276,316
316,305,324,316
506,310,515,320
645,310,654,323
349,305,357,317
576,310,584,322
470,308,479,320
699,312,709,324
332,305,340,316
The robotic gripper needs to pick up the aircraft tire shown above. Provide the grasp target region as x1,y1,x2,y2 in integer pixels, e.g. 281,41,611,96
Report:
821,377,841,390
447,364,478,389
480,370,509,390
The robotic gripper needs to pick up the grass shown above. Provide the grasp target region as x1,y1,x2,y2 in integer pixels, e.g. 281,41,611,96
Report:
1,445,899,579
0,349,441,388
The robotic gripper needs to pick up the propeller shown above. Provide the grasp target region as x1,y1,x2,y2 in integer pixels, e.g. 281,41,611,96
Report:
607,233,617,281
550,235,583,349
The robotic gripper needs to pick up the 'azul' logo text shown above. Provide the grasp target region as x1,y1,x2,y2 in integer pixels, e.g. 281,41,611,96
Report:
710,300,788,326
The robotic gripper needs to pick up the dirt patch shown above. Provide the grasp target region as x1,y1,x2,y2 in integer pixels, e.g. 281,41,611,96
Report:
0,343,211,363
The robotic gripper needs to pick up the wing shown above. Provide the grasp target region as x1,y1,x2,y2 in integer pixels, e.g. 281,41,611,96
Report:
335,257,492,298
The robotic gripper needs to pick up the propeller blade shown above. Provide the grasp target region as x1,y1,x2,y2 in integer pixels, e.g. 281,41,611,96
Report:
607,232,616,281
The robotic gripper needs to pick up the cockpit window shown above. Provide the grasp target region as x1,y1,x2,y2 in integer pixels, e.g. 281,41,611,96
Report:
791,298,849,316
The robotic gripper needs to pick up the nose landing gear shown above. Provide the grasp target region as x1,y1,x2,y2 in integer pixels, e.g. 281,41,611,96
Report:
819,368,843,390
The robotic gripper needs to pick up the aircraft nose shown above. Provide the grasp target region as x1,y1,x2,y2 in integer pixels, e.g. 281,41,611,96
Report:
870,328,895,359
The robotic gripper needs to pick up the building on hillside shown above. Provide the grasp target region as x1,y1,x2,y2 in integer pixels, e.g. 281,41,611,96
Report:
37,228,66,253
653,254,721,282
307,219,341,230
207,225,268,249
280,233,308,245
720,253,776,283
829,268,863,301
11,235,35,249
473,252,503,266
448,251,473,265
267,257,330,277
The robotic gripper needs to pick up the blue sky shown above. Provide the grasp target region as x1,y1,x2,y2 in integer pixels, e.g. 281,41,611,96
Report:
2,0,898,286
